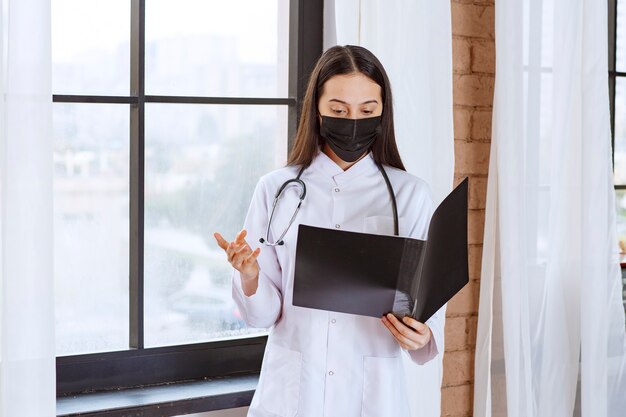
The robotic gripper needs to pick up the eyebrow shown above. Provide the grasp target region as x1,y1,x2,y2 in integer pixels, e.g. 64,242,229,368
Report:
328,98,379,105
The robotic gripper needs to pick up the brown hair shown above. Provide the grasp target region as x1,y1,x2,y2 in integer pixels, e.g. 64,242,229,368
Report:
286,45,406,171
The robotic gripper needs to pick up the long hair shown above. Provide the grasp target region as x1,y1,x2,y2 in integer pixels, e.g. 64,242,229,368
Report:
286,45,406,171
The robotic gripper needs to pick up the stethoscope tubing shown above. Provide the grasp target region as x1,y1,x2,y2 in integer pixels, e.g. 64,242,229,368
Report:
260,161,398,246
260,165,307,246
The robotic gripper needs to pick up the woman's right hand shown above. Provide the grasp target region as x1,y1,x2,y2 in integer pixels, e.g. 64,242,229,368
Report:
213,229,261,281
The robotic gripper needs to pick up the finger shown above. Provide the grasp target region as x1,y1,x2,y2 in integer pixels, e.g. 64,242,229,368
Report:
381,315,418,349
386,314,429,348
227,241,245,262
236,243,252,256
227,238,248,257
231,239,253,261
401,316,428,334
386,313,420,340
232,231,252,257
385,323,417,350
232,245,253,268
235,229,248,245
213,232,229,251
238,248,261,270
243,247,261,264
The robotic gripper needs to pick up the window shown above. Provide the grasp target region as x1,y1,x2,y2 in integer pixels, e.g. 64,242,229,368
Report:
53,0,322,396
610,0,626,312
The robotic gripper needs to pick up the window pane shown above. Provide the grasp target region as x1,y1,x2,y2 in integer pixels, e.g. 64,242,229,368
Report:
53,103,130,356
52,0,130,95
145,0,289,98
617,0,626,72
144,104,287,347
615,77,626,184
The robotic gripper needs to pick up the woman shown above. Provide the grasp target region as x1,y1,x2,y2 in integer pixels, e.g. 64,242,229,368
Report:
214,45,444,417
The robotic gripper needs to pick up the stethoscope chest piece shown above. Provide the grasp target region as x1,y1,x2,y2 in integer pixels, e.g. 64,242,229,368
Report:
259,166,307,246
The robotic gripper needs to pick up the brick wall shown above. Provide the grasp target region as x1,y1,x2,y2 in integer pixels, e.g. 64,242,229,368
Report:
442,1,495,416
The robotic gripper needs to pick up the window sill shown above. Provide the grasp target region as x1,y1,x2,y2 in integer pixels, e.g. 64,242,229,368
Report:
56,374,258,417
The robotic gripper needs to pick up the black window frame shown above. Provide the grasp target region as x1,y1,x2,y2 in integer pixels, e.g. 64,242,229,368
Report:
610,0,619,167
54,0,323,396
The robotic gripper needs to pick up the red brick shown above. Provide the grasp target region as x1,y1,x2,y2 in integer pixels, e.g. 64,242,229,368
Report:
441,383,474,416
469,176,488,209
467,315,478,347
472,39,496,74
443,350,475,387
453,74,495,108
455,141,491,175
468,209,485,245
446,280,480,316
471,110,493,142
454,107,472,141
451,2,495,39
453,37,472,74
468,244,483,280
445,316,474,351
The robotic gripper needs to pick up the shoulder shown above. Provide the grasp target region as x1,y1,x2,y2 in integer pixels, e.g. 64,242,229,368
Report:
382,166,435,236
255,164,303,194
382,165,433,202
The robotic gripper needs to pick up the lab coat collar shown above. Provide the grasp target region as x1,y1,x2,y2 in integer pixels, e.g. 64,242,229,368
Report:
309,146,377,186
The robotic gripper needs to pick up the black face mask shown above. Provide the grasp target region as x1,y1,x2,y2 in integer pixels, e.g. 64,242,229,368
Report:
319,115,382,162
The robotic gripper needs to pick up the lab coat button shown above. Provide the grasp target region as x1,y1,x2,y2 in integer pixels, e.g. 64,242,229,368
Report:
335,224,340,229
331,319,336,324
334,187,340,192
328,371,334,376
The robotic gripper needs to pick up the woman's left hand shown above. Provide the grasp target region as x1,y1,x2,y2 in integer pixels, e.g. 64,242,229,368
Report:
381,313,431,351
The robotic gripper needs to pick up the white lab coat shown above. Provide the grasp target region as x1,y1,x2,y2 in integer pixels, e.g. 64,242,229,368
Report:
232,147,445,417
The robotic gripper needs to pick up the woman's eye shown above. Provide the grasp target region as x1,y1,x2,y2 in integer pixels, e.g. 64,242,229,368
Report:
332,109,345,114
362,110,373,114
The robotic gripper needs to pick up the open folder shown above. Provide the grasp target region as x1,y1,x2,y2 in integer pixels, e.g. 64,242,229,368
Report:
292,177,468,323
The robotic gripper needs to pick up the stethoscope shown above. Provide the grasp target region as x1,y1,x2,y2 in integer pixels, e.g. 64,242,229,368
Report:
259,161,399,246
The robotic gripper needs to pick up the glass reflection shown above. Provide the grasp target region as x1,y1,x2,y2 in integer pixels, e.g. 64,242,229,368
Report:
144,103,287,347
53,103,130,355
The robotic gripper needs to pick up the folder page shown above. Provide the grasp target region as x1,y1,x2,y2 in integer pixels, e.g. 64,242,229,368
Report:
292,178,468,323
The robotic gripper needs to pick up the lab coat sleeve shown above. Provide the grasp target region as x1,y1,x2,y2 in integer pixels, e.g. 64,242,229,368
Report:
231,177,283,329
404,179,446,365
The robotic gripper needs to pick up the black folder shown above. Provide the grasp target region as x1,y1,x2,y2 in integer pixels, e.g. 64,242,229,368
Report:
292,177,469,323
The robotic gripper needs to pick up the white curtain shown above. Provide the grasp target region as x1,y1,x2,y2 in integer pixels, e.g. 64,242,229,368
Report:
474,0,626,416
324,1,454,416
0,0,56,415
